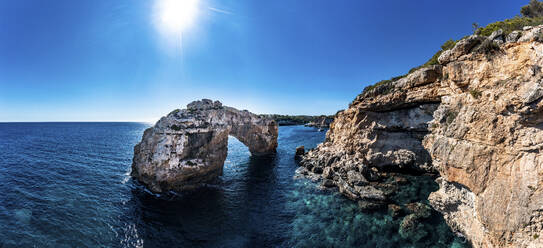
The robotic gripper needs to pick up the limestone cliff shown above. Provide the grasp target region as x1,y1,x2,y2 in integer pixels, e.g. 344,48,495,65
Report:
300,26,543,247
132,99,278,193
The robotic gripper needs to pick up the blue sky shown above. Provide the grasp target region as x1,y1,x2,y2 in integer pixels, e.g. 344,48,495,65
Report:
0,0,526,122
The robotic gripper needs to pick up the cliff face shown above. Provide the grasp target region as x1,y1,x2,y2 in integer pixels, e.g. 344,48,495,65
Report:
132,99,278,193
300,26,543,247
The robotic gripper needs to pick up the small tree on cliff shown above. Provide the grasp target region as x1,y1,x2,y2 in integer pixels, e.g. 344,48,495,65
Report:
521,0,543,18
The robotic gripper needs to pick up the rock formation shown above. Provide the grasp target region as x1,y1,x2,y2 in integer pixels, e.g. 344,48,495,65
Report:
132,99,278,193
305,116,334,129
299,26,543,247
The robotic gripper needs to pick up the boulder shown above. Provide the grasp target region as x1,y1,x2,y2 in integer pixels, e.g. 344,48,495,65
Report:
488,29,504,44
295,146,305,159
506,31,522,43
346,170,369,186
337,180,359,201
518,26,543,42
438,35,484,64
354,185,387,201
322,167,334,179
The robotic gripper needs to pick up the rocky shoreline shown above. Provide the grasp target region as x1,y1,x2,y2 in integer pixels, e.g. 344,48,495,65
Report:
261,114,334,127
293,160,461,244
296,26,543,248
295,145,448,243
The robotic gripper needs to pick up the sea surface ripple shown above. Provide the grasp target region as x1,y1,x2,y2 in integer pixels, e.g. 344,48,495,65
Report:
0,123,467,247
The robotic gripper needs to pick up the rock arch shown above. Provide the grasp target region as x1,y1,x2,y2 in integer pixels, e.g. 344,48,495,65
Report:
131,99,278,193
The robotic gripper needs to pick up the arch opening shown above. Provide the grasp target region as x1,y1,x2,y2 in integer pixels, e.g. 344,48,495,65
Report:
132,99,278,193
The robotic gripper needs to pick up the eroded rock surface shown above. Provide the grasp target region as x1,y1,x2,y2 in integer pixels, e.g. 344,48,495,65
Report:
132,99,278,193
299,27,543,247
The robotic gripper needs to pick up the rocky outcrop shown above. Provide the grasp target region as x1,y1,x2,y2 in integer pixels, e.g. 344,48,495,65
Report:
299,26,543,247
132,99,278,193
305,116,334,129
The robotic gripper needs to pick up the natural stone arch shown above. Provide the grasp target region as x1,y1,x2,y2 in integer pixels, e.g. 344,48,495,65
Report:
131,99,278,193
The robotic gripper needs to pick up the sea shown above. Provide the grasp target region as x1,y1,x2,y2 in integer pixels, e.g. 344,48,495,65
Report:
0,123,469,247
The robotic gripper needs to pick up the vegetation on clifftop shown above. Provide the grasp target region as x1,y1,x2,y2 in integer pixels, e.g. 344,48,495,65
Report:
261,114,333,126
475,16,543,36
362,39,457,95
362,0,543,95
474,0,543,36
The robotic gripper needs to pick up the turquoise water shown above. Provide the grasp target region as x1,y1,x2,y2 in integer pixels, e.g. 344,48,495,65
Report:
0,123,468,247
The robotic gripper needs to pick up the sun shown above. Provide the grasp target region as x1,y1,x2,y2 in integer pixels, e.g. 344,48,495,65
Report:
155,0,199,34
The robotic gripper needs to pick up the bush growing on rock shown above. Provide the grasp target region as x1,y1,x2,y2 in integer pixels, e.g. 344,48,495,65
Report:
445,111,458,125
362,0,543,97
476,39,501,54
521,0,543,18
421,39,458,67
362,39,457,95
168,109,181,116
469,89,482,99
475,0,543,36
475,16,543,36
362,75,404,94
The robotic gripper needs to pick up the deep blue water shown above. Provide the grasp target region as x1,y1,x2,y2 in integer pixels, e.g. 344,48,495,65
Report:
0,123,467,247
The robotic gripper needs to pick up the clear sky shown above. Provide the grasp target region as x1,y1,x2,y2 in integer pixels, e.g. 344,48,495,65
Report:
0,0,527,122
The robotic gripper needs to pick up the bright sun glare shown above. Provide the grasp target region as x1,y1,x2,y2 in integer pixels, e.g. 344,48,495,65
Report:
156,0,199,34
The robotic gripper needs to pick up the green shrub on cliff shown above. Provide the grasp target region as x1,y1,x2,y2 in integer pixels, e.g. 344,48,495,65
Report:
475,16,543,36
414,39,458,71
521,0,543,18
362,75,406,94
475,0,543,36
469,89,482,99
362,0,543,96
261,114,333,126
168,109,181,116
363,39,457,94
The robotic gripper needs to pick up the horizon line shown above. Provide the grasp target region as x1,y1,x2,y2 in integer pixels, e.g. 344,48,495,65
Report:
0,121,156,123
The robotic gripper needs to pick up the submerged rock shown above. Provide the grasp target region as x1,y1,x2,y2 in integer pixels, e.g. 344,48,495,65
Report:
405,202,432,219
357,200,385,212
388,204,403,218
131,99,278,193
399,214,429,242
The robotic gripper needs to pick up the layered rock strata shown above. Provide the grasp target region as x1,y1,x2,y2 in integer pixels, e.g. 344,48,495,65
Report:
299,26,543,247
132,99,278,193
